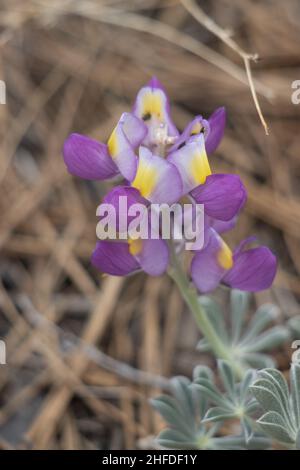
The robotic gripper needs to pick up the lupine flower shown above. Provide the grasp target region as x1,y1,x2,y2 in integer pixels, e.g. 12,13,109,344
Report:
168,107,226,155
62,76,277,292
191,229,277,293
92,238,169,277
92,186,170,276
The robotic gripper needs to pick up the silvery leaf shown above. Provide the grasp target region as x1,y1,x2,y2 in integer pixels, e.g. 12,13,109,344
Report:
230,289,250,342
290,363,300,428
239,369,257,401
193,365,214,382
194,378,230,408
198,296,229,343
240,303,279,345
241,416,253,443
202,406,236,423
244,326,289,353
240,352,276,369
250,381,288,416
170,377,195,425
258,369,290,416
157,429,198,449
151,396,193,437
257,411,295,444
295,428,300,450
218,360,235,398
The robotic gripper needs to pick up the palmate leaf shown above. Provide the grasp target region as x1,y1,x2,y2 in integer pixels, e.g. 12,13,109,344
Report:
194,361,259,443
250,364,300,448
152,360,269,449
151,368,268,450
197,290,290,369
192,365,214,417
151,394,196,438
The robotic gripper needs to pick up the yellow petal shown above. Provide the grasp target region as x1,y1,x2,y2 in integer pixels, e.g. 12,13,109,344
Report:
189,147,212,185
131,158,157,198
107,127,118,158
217,240,233,270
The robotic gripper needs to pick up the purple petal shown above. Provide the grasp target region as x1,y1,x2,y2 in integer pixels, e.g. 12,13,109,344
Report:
223,245,277,291
91,241,139,276
137,238,169,276
132,147,183,204
191,229,232,293
63,133,118,180
168,134,211,194
100,185,148,233
190,174,247,221
205,107,226,154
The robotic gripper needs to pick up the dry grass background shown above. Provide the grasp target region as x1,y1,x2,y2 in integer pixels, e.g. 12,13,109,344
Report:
0,0,299,450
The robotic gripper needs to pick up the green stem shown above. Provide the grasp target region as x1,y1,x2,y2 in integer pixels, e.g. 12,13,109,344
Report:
168,243,244,379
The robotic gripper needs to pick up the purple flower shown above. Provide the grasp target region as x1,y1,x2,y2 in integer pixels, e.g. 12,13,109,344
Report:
91,238,169,277
94,184,170,277
191,229,277,293
169,107,226,155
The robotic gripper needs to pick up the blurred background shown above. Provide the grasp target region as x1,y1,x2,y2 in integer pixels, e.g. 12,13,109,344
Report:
0,0,299,450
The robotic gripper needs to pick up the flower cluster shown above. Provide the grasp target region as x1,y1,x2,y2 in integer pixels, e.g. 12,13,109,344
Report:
63,77,276,293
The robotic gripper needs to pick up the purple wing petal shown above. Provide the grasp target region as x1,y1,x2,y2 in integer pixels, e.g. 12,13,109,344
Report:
91,241,139,276
63,133,118,180
205,107,226,154
190,174,247,221
137,238,169,276
223,245,277,291
132,147,183,204
191,229,233,293
168,134,211,194
100,185,148,233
